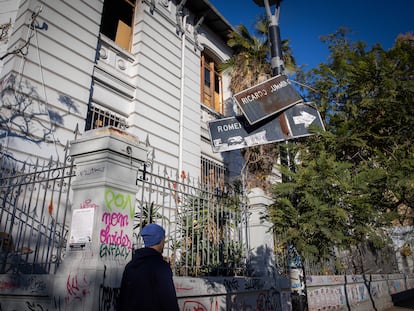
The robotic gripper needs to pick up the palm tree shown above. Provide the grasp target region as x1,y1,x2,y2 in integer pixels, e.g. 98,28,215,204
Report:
255,17,297,74
220,18,296,94
220,24,271,93
133,202,169,230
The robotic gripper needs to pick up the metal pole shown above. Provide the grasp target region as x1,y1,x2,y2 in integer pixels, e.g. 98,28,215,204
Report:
254,1,307,310
262,0,284,75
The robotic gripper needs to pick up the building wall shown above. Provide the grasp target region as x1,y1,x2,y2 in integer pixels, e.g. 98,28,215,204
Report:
0,0,102,161
0,0,233,180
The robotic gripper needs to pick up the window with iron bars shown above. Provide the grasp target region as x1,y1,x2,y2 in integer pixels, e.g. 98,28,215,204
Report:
85,103,128,131
201,156,226,194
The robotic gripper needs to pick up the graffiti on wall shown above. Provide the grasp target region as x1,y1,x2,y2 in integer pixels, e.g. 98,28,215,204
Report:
104,188,134,218
64,273,90,311
176,277,284,311
0,275,47,294
80,199,99,209
100,188,133,259
100,211,131,259
99,266,120,311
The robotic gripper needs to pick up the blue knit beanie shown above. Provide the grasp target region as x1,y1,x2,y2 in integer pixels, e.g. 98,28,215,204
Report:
141,223,165,247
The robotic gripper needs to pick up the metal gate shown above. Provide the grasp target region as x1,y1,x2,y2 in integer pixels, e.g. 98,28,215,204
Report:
135,162,250,277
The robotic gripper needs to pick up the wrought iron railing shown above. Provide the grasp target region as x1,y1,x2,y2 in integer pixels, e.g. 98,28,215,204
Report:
135,162,250,277
0,146,75,274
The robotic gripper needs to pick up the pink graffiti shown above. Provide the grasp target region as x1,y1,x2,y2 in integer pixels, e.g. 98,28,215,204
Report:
65,274,90,310
80,199,99,209
102,212,129,227
182,299,218,311
0,280,19,290
100,225,132,249
174,283,194,292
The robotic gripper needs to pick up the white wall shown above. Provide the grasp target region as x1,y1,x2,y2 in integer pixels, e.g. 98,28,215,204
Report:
0,0,102,162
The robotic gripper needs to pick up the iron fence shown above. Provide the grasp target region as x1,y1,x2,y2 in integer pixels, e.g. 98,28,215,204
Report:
1,145,399,277
135,163,250,277
0,146,75,274
0,148,250,277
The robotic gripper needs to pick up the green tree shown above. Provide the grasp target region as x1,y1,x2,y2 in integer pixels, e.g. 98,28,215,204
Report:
268,29,414,273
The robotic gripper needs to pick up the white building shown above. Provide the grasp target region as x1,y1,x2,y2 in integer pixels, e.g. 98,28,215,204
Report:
0,0,240,186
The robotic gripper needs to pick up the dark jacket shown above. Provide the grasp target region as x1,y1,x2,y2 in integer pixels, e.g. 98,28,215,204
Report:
118,247,179,311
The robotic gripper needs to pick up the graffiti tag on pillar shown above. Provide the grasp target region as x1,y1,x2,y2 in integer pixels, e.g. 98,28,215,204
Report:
104,188,134,218
101,192,133,259
100,212,132,259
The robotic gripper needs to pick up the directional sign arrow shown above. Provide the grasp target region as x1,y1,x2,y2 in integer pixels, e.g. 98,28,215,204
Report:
292,111,316,128
284,102,325,138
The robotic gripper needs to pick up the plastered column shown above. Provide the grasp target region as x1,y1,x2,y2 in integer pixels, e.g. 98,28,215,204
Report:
247,187,277,277
53,127,147,311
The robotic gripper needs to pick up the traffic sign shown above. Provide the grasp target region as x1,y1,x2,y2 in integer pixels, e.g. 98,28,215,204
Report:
233,74,303,125
207,102,324,153
283,102,325,138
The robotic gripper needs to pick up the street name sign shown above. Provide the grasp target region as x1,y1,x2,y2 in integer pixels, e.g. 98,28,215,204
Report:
208,114,286,153
233,74,303,125
208,102,324,153
283,102,325,138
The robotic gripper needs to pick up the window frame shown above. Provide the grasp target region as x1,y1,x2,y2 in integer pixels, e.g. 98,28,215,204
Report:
100,0,136,51
200,52,223,114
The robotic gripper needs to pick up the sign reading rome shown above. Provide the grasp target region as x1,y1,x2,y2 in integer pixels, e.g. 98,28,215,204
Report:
208,102,325,153
233,74,303,125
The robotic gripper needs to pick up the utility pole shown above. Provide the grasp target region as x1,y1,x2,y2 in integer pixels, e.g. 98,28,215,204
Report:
252,1,308,310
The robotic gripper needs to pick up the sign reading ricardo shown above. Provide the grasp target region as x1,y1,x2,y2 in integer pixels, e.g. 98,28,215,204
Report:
233,74,303,125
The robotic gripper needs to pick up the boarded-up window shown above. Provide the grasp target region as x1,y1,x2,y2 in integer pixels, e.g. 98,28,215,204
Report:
201,52,223,114
100,0,135,51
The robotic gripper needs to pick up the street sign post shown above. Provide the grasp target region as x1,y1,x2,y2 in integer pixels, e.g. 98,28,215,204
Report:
233,74,303,125
208,102,324,153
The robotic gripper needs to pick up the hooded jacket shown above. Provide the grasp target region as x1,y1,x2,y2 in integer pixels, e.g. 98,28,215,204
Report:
118,247,179,311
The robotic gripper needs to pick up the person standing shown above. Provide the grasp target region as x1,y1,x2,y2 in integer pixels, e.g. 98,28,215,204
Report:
118,223,180,311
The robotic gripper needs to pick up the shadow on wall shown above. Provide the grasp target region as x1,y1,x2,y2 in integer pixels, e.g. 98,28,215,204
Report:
0,73,79,145
248,245,279,277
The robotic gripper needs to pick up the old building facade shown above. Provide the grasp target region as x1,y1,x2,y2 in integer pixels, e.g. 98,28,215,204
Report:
0,0,237,185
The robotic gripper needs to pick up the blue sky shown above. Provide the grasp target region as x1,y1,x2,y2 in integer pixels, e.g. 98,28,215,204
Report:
209,0,413,69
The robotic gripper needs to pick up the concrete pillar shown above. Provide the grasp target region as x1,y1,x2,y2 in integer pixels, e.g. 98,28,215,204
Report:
53,127,147,311
247,187,277,277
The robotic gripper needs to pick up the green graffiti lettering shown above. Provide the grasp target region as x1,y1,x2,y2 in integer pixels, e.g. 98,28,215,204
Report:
104,188,134,218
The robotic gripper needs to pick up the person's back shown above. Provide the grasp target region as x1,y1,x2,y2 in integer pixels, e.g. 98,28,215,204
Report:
118,224,179,311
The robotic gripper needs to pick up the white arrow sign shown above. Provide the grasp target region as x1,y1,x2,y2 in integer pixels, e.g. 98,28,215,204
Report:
293,111,316,128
